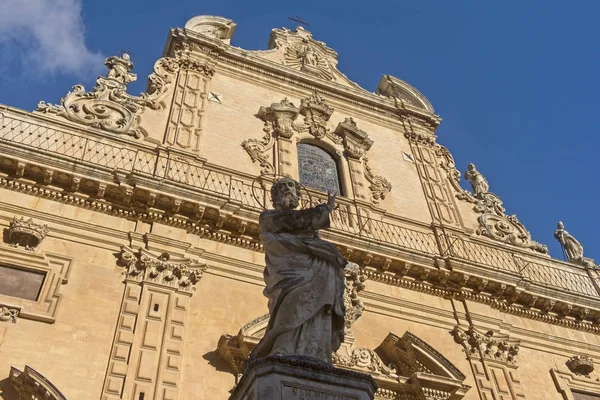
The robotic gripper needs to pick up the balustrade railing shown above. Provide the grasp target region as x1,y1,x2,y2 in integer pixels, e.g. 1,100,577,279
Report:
1,111,598,298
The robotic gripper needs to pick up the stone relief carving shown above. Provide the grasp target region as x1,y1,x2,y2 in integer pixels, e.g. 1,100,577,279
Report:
451,326,520,365
269,26,336,81
342,262,367,337
364,157,392,204
332,347,397,377
242,95,391,203
555,222,595,267
5,216,49,250
566,355,595,377
10,365,67,400
37,53,213,139
119,246,207,293
300,92,334,139
460,163,548,254
0,306,19,323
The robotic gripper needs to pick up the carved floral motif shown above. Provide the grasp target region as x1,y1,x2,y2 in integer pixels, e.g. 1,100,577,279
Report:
36,53,214,139
6,216,49,250
119,246,207,293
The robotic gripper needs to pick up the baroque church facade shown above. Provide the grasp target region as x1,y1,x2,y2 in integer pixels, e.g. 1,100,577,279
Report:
0,14,598,400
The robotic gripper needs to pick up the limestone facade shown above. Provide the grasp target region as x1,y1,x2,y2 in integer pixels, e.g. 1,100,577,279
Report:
0,14,599,400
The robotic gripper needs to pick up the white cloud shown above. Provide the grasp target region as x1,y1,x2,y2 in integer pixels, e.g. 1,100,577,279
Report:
0,0,104,78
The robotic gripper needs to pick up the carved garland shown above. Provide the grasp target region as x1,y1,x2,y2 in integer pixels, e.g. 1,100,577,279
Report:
37,53,214,139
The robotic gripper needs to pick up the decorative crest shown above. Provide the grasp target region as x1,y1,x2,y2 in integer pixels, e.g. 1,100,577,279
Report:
6,216,49,250
300,92,334,139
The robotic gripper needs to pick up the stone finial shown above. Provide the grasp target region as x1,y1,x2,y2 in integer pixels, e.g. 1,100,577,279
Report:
554,222,594,267
6,216,49,250
566,355,594,376
464,163,489,197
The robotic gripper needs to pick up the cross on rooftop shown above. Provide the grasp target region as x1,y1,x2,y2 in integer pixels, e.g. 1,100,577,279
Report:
288,15,309,28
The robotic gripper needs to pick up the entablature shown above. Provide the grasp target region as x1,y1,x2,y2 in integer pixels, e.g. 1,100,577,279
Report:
2,105,600,334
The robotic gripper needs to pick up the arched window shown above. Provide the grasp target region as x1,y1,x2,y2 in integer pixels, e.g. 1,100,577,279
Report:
297,143,341,195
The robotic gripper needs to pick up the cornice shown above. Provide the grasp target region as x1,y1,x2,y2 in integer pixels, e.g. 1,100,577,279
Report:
166,29,441,130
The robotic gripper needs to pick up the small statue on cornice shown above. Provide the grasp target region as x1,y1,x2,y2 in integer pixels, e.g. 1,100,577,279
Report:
464,163,489,197
554,222,595,267
105,53,136,84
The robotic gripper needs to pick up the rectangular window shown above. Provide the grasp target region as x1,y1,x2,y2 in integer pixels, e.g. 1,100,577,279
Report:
573,391,600,400
0,264,45,301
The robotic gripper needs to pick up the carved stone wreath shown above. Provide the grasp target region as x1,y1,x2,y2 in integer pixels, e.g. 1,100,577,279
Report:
36,53,214,139
241,93,391,203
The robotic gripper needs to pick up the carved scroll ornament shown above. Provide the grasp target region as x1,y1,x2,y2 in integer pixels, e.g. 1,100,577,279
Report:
437,149,547,254
37,53,214,139
364,157,392,204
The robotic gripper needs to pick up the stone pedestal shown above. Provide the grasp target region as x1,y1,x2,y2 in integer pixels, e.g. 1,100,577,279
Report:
230,356,377,400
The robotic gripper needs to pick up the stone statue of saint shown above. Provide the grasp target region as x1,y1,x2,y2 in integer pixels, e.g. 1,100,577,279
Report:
301,46,319,67
251,177,346,365
464,163,489,196
554,221,585,262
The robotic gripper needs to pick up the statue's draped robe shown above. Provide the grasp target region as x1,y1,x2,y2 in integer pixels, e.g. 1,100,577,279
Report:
252,204,346,363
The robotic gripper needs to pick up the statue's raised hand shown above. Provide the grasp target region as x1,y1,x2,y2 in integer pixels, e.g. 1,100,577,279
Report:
327,191,337,212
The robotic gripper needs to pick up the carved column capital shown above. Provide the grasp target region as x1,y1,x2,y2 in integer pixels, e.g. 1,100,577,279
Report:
119,246,207,294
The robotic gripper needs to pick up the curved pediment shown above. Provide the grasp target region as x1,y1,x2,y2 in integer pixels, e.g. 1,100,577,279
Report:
217,314,470,399
10,365,67,400
376,75,435,113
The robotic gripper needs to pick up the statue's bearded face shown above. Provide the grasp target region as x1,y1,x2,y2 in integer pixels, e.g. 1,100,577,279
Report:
273,178,300,210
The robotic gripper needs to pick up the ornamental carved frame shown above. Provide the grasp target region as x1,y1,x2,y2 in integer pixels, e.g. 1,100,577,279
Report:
552,367,600,400
0,243,72,324
241,92,391,205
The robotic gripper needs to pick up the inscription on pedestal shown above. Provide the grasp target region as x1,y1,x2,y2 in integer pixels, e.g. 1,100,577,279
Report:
283,382,359,400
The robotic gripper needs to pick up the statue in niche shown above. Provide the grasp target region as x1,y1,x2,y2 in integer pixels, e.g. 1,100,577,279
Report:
250,177,346,365
464,163,489,196
554,221,585,262
301,46,319,67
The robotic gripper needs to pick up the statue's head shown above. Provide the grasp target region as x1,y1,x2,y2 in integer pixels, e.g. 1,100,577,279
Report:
557,221,565,229
271,177,301,210
467,163,476,171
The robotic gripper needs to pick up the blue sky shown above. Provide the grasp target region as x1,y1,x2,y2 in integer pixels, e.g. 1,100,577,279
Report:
0,0,598,261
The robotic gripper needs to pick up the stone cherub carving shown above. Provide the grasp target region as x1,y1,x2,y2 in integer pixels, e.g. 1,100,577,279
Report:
464,163,489,196
250,177,347,365
554,221,594,267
